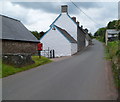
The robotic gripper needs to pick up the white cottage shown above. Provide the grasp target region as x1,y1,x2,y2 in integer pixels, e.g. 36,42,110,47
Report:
40,5,89,57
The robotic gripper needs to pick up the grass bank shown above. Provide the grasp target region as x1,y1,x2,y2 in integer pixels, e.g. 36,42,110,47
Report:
105,41,120,89
2,56,52,78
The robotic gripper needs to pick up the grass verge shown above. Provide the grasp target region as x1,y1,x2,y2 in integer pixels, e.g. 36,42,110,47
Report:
105,41,120,88
2,56,52,78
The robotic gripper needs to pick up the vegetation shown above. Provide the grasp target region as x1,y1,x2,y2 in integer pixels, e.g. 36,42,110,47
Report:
30,31,45,40
107,20,120,30
94,19,120,42
105,41,120,88
94,19,120,93
94,27,106,42
0,60,2,78
2,56,52,78
88,33,94,39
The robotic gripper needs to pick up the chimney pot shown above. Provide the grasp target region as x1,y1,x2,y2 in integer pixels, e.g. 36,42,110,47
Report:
81,25,83,29
61,5,68,13
85,28,88,33
76,21,79,25
72,17,76,23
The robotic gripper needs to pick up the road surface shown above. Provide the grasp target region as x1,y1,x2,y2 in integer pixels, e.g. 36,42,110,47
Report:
2,40,117,100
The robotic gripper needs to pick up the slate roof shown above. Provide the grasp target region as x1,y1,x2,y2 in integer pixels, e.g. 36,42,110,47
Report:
106,29,120,35
0,15,39,42
55,25,77,43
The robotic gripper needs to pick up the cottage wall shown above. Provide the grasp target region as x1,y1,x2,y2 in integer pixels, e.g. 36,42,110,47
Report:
77,27,86,51
71,43,77,55
41,28,71,57
85,39,89,47
2,40,38,54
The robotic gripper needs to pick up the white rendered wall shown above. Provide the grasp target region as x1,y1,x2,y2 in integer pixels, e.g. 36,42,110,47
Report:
40,28,71,57
85,39,89,47
71,43,77,55
53,13,78,41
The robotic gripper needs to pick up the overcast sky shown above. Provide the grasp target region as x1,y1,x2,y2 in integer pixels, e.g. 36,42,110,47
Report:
0,0,119,34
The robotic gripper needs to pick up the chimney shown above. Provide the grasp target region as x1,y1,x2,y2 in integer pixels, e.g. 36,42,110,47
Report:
85,28,88,33
81,25,83,29
61,5,68,13
76,21,79,26
72,17,76,23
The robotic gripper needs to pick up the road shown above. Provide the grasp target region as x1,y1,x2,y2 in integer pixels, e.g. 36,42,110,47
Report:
2,40,117,100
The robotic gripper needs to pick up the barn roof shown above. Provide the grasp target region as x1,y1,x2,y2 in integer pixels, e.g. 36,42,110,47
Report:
55,25,77,43
0,15,39,42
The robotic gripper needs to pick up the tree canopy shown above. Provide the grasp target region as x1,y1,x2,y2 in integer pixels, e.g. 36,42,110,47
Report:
30,31,45,40
94,19,120,42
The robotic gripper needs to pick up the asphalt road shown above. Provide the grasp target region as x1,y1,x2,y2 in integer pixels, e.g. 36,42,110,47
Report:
2,40,117,100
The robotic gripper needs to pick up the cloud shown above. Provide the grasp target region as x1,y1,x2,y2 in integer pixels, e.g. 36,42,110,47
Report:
1,1,118,35
13,2,60,14
0,1,3,14
1,1,59,32
118,1,120,19
13,2,102,14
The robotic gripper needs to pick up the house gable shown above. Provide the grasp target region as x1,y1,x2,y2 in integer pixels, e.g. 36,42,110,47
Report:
50,13,77,27
51,13,78,41
40,25,77,44
40,26,71,57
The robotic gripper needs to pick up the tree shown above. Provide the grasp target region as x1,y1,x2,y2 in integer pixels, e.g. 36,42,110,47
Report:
39,31,45,38
94,27,106,42
107,20,116,29
30,31,45,40
115,19,120,30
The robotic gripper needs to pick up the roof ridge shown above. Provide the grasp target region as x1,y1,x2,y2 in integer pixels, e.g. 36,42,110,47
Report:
0,14,20,22
54,25,77,43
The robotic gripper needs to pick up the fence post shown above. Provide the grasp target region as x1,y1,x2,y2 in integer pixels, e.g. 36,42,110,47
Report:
50,50,52,58
44,50,45,57
53,50,55,58
48,47,50,58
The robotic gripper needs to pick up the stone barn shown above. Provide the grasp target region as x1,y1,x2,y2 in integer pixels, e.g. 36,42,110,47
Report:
0,15,39,54
0,15,39,67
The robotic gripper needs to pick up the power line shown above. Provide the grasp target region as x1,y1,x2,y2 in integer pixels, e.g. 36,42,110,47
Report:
70,0,100,26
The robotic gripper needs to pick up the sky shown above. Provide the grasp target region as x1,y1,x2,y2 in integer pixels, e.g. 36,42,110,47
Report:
0,0,119,35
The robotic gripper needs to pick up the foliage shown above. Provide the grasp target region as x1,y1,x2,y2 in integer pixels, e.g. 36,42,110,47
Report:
116,50,120,57
115,20,120,30
94,27,106,37
106,41,119,59
94,27,106,42
30,31,45,40
105,41,120,88
88,33,94,39
107,20,117,29
2,56,52,78
107,19,120,30
0,60,2,78
94,19,120,42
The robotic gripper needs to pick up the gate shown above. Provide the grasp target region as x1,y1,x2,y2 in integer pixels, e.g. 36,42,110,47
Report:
41,48,55,58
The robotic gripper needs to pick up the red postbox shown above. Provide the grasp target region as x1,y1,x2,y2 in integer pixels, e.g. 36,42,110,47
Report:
37,43,43,51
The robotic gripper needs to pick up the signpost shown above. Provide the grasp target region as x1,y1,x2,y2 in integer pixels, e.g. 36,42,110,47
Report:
37,43,43,58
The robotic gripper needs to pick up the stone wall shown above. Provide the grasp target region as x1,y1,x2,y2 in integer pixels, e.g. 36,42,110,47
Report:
2,53,35,67
2,40,38,54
